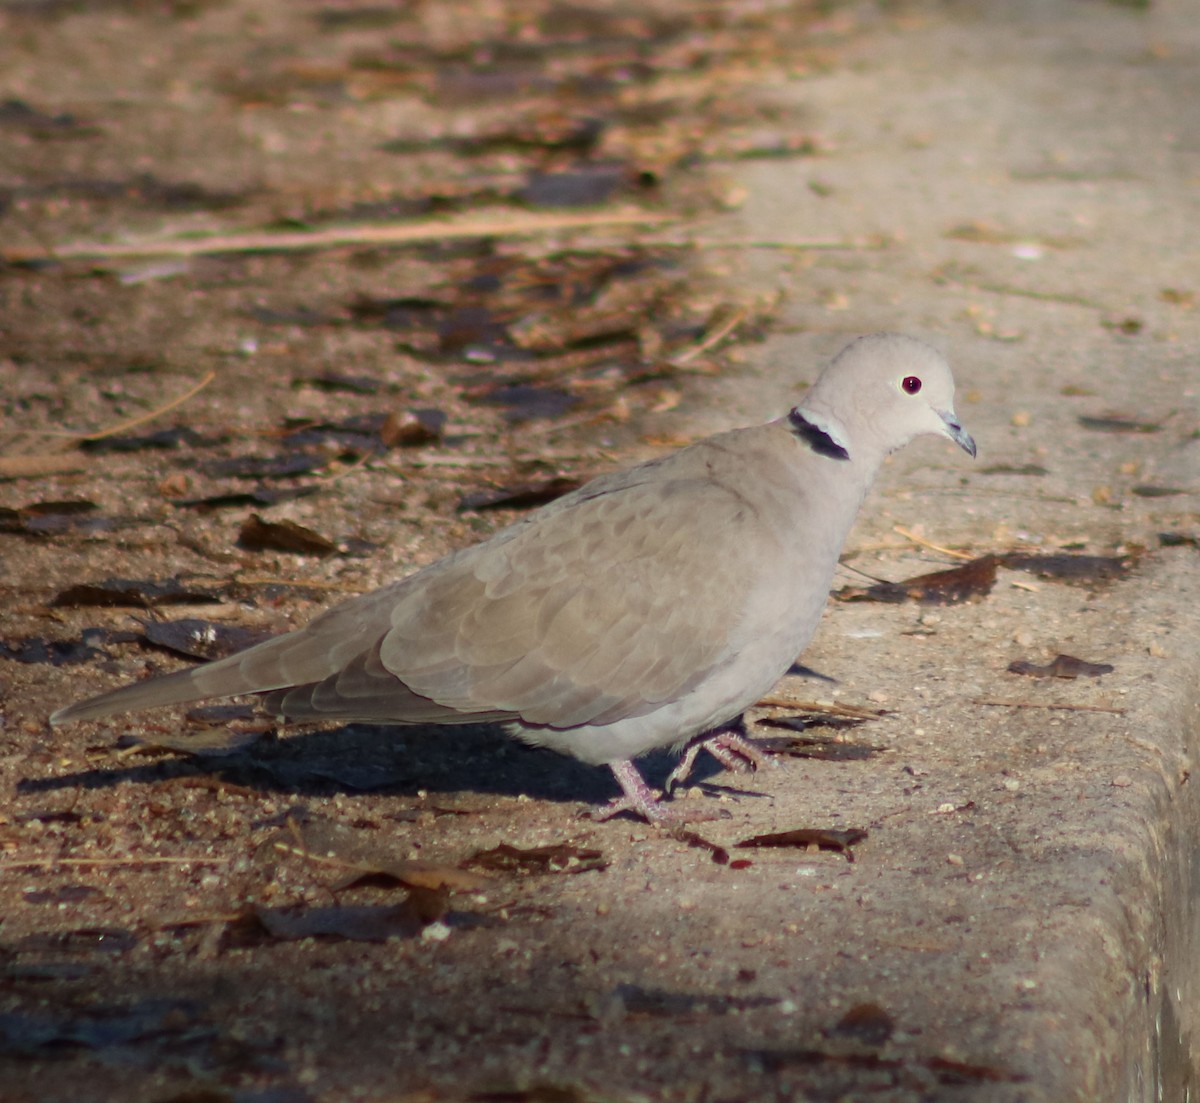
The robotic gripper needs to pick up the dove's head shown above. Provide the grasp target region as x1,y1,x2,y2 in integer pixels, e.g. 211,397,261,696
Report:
793,333,976,463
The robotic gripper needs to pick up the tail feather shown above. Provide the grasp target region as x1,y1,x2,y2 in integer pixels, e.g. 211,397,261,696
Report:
48,632,301,726
50,662,230,725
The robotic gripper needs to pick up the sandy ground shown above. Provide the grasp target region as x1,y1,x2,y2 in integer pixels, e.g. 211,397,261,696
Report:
2,1,1199,1101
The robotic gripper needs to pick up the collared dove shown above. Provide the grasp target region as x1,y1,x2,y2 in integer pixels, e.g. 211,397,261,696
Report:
51,333,975,822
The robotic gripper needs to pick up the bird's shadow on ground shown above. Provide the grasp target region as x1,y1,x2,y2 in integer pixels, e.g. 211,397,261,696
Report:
18,721,730,808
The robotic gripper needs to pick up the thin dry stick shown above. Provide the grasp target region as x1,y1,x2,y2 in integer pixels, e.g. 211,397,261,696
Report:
893,525,975,561
972,698,1126,716
654,237,882,252
756,696,884,720
82,371,216,441
11,208,676,262
0,453,90,478
0,855,230,870
669,308,749,367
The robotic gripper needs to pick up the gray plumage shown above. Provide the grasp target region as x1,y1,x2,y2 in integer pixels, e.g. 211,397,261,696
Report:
51,334,975,821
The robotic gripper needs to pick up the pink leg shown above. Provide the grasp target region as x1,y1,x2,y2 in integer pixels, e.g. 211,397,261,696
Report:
665,718,773,793
587,759,731,825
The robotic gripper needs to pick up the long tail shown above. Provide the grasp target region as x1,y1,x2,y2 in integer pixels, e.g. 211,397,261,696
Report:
49,646,277,726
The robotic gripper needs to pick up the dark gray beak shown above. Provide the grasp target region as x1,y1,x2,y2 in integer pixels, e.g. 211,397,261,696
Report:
939,410,977,458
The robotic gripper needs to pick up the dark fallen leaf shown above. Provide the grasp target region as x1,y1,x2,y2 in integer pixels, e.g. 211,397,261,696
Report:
174,485,320,511
22,884,102,905
827,1002,896,1045
1007,654,1114,679
380,408,447,447
520,164,629,207
0,635,108,665
0,499,122,536
205,452,330,479
238,514,338,557
747,1048,903,1073
612,983,778,1018
735,827,867,861
979,463,1049,476
349,293,450,329
295,371,382,394
0,997,201,1059
836,555,996,605
15,808,84,825
17,927,139,955
117,726,267,758
51,577,224,608
459,475,583,512
137,617,270,661
1132,485,1190,498
473,384,579,422
225,892,445,945
80,426,209,453
668,827,730,865
999,552,1135,585
280,413,389,451
467,842,606,876
926,1055,1027,1084
1077,415,1161,433
0,97,100,138
1159,533,1198,548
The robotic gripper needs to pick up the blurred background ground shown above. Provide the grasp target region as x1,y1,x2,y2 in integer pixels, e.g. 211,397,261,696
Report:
1,1,1198,1101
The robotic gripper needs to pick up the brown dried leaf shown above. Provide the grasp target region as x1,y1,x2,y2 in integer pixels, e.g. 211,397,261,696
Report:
458,476,584,512
137,617,269,660
1007,654,1114,679
467,842,607,876
50,577,224,608
380,408,447,447
827,1002,896,1045
1000,552,1135,585
735,827,867,861
836,555,996,605
237,514,337,557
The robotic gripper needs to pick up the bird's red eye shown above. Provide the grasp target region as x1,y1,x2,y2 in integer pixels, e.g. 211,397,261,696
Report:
901,376,922,395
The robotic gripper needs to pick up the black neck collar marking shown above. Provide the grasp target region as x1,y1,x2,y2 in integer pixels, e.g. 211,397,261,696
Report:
787,408,850,461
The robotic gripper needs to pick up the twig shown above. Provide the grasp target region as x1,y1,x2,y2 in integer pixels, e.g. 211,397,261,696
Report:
9,208,676,263
893,525,975,561
81,371,216,441
0,855,230,869
669,309,749,367
756,697,885,720
972,698,1126,715
0,453,90,478
653,237,884,252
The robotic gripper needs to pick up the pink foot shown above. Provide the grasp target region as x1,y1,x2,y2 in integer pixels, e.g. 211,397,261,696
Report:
665,720,774,793
587,759,731,824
